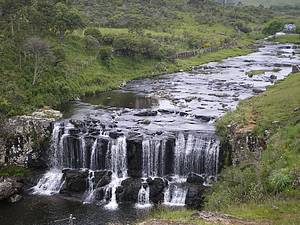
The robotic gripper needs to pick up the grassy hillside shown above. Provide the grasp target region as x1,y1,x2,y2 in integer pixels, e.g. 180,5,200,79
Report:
230,0,300,7
0,0,273,117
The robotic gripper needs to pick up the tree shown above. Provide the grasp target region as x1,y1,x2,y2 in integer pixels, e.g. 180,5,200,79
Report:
98,46,113,65
52,2,84,40
263,21,284,35
23,37,54,85
84,28,102,42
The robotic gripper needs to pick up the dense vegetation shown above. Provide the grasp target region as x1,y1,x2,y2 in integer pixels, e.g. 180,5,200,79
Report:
0,0,274,117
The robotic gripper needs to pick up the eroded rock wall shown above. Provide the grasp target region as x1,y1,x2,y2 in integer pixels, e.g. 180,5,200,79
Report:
0,109,62,169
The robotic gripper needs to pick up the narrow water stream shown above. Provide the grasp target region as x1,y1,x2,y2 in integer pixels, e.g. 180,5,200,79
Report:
1,42,299,225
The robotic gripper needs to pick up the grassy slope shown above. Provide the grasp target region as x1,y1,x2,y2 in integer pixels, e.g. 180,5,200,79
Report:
146,74,300,224
273,34,300,44
233,0,300,7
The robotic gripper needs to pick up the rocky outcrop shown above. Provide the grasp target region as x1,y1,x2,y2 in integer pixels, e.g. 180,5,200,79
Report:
0,108,62,168
60,169,89,194
222,123,266,166
0,177,24,202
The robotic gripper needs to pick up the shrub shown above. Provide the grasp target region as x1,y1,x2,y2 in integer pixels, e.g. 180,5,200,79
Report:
263,21,284,35
85,35,100,50
52,47,66,64
84,28,102,42
98,46,113,64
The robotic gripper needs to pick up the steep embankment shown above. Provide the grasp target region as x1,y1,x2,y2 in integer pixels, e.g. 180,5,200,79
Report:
143,73,300,225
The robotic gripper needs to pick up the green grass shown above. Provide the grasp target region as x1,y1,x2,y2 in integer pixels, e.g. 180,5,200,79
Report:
0,165,29,177
146,208,214,225
225,199,300,225
217,72,300,136
273,34,300,44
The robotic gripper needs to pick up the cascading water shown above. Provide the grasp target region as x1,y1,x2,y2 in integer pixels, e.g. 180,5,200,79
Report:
83,170,95,204
163,180,188,206
136,181,151,209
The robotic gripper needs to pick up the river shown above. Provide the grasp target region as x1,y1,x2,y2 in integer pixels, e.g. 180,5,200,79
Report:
0,42,299,225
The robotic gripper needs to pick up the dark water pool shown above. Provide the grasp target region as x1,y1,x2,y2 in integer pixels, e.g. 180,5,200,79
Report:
82,91,158,109
0,195,150,225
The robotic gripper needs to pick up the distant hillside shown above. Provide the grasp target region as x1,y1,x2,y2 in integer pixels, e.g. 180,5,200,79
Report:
225,0,300,7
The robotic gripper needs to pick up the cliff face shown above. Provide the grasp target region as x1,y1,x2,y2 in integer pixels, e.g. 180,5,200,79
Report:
0,109,62,169
224,123,267,166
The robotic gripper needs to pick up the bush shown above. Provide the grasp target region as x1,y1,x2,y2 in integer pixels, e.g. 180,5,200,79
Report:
268,169,294,193
52,47,66,64
84,28,102,42
263,21,284,35
85,35,100,50
98,46,113,64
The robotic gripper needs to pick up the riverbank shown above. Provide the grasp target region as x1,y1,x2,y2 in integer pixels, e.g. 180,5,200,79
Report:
141,72,300,225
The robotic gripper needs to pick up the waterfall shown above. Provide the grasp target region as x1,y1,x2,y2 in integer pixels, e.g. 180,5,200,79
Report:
104,174,122,210
83,170,95,204
135,183,151,209
174,133,220,176
142,138,164,177
90,139,98,170
107,136,127,177
163,183,188,206
32,169,64,196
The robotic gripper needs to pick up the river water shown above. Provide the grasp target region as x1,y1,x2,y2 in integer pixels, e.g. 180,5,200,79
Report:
0,42,299,225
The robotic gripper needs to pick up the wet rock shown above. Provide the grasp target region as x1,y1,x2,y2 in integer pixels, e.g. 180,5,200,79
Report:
148,177,167,203
187,173,205,184
184,96,197,102
60,169,88,193
270,75,277,80
185,183,206,208
195,115,213,122
0,178,23,201
158,109,174,114
1,108,62,168
252,88,265,94
179,112,189,117
127,139,143,178
95,170,112,188
8,194,22,203
109,131,124,139
118,178,142,203
134,110,157,117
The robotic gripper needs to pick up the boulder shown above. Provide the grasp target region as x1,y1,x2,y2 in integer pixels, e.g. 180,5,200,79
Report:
95,170,112,188
134,110,158,117
117,178,142,203
148,177,167,203
0,178,23,201
1,108,62,168
252,88,265,94
60,169,88,193
185,183,206,208
8,194,22,203
187,173,205,185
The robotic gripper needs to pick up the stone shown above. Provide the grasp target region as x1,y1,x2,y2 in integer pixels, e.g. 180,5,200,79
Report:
8,194,22,203
0,178,23,201
187,173,205,184
109,131,124,139
195,115,212,122
270,75,277,80
134,111,158,117
185,183,206,208
60,169,89,193
148,178,167,204
0,108,62,168
117,178,142,203
95,171,112,188
252,88,265,94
